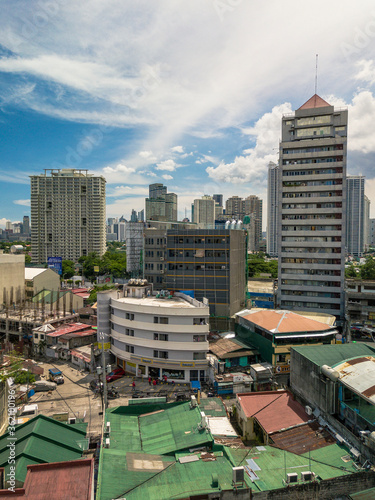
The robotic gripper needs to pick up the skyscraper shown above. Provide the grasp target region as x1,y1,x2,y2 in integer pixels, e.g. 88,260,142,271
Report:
30,169,106,263
145,183,177,221
346,175,368,257
244,195,263,252
267,161,280,257
225,196,244,219
277,95,347,319
192,195,215,228
213,194,223,207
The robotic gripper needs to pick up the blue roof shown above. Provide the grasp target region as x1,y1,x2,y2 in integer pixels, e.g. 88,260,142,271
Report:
191,381,201,390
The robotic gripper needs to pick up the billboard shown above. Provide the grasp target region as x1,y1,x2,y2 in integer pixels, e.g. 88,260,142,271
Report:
48,256,63,275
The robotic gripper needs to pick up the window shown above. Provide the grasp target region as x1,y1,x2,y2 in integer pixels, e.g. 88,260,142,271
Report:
193,335,206,342
126,329,134,336
154,316,169,324
126,313,135,320
193,318,206,325
154,333,168,341
126,345,134,353
154,350,168,359
193,352,206,360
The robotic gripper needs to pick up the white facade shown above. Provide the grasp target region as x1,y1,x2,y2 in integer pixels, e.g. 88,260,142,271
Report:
193,195,215,228
106,284,209,382
267,161,280,257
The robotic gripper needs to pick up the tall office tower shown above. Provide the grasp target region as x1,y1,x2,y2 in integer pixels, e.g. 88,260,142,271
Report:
346,176,367,257
165,229,247,320
30,169,106,264
364,195,371,252
192,195,215,228
267,161,280,256
125,222,144,276
213,194,223,207
138,209,144,222
22,216,30,235
145,183,177,221
149,183,167,199
277,95,347,319
225,196,244,219
130,209,138,222
215,202,223,219
244,195,263,251
370,219,375,246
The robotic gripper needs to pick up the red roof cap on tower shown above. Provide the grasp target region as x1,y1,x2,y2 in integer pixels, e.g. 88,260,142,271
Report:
298,94,331,110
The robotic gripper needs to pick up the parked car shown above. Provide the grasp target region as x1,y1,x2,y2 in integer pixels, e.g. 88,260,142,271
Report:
106,367,125,383
48,368,64,384
33,380,57,392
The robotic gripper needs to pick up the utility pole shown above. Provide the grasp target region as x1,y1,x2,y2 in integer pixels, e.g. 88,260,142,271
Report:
99,332,108,410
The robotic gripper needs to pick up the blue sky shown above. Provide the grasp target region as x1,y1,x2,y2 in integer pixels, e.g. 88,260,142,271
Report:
2,1,375,230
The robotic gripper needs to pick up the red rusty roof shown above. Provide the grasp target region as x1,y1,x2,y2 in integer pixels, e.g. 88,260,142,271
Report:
242,309,331,333
0,459,94,499
237,391,309,434
298,94,331,109
46,323,93,337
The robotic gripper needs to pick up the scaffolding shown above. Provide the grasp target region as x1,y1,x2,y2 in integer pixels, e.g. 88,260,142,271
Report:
125,222,144,277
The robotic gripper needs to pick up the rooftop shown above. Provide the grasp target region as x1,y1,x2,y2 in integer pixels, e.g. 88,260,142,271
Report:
333,356,375,404
237,391,310,434
46,323,93,338
298,94,331,110
0,459,94,499
209,337,257,358
117,295,198,309
24,268,50,280
292,343,375,368
239,309,334,333
0,415,87,485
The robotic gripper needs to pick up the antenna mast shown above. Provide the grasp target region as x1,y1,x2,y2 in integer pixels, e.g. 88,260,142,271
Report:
315,54,318,95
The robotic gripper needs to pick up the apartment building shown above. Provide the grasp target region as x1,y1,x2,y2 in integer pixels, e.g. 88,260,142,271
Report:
277,95,347,319
30,169,106,263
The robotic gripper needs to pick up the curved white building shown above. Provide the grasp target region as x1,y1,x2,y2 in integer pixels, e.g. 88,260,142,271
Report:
100,282,209,383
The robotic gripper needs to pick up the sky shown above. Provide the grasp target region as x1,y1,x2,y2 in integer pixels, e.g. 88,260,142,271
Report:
1,0,375,231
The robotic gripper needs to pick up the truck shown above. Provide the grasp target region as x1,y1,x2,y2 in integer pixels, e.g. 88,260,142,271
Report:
48,368,64,384
15,404,38,425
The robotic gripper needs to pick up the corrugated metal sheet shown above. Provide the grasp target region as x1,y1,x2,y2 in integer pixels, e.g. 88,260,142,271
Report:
334,356,375,403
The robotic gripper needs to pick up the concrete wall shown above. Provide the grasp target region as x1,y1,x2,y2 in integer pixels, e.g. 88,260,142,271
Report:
0,254,25,305
33,269,60,294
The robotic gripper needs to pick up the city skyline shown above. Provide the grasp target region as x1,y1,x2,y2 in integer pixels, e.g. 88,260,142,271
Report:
2,2,375,229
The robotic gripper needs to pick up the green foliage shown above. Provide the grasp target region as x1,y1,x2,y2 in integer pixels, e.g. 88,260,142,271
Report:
14,371,36,385
0,351,30,384
248,253,278,278
79,250,128,281
25,254,32,264
345,264,358,278
360,256,375,280
62,260,75,279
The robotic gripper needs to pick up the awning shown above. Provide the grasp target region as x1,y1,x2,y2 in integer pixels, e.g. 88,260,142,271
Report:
274,330,338,340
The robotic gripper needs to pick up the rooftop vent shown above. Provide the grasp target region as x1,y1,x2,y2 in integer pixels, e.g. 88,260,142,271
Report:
286,473,298,484
301,471,314,482
232,467,245,484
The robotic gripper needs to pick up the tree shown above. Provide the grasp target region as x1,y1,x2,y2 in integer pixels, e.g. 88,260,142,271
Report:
345,264,358,278
360,256,375,280
62,260,75,279
248,254,278,279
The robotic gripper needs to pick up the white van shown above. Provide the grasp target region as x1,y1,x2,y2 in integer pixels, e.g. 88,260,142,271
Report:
15,404,39,425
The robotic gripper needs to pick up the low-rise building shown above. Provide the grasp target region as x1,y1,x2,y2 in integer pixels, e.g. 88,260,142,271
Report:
236,309,338,377
25,268,60,301
97,280,210,383
346,278,375,329
0,254,24,306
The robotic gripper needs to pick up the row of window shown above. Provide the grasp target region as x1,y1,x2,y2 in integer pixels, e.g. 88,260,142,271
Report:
283,180,342,188
168,264,228,271
282,300,340,310
283,290,341,298
282,247,341,254
282,236,341,242
283,202,342,209
283,156,343,165
283,168,342,177
282,214,342,220
112,338,206,360
170,237,228,245
282,225,341,232
281,268,341,276
281,279,341,287
169,250,229,258
282,258,341,265
283,191,342,199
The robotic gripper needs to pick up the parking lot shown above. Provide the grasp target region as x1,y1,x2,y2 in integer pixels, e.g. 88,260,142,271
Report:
25,360,200,437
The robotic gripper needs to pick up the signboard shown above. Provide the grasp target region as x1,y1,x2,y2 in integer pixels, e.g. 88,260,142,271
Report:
52,412,69,422
97,342,111,350
47,256,62,275
94,266,100,273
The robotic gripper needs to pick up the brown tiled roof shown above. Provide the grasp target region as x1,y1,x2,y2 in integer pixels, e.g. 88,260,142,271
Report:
298,94,331,109
209,338,248,357
242,309,331,333
237,391,309,434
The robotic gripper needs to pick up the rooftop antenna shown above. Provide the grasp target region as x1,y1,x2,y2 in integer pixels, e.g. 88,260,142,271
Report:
314,54,318,107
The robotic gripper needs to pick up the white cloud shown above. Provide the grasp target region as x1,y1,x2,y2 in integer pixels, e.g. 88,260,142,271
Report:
155,159,179,171
162,174,173,180
107,185,148,197
170,145,184,153
13,199,30,206
206,102,292,183
139,150,157,162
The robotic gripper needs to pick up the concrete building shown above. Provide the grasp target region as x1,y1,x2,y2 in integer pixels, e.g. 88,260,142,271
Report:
0,254,25,306
346,278,375,328
213,193,223,207
30,169,106,264
97,281,210,383
370,219,375,246
225,196,244,219
236,308,337,377
244,195,262,252
25,268,60,301
164,229,247,322
278,94,347,319
125,222,144,276
364,195,371,252
192,195,215,228
267,161,280,257
145,183,177,222
346,175,368,257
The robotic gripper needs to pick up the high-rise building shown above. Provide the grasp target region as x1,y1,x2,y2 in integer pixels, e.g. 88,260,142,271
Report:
225,196,244,219
267,161,280,256
244,195,263,252
192,195,215,228
213,194,223,207
30,169,106,263
145,183,177,222
364,195,371,252
22,216,30,235
277,95,347,319
346,175,368,257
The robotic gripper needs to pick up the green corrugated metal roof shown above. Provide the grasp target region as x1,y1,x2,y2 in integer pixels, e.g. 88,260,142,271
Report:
0,415,87,483
292,343,375,367
349,486,375,499
197,397,228,417
32,289,69,304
